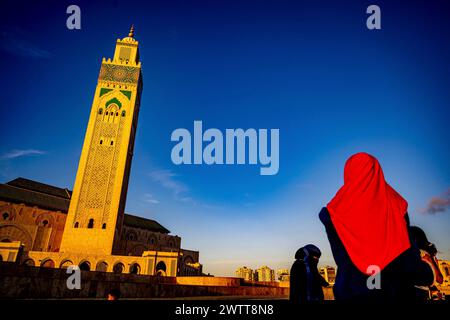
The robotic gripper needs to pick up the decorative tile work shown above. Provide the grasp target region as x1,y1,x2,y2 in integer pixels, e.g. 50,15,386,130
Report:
106,97,122,108
120,90,132,100
74,106,126,226
98,64,140,84
99,88,113,97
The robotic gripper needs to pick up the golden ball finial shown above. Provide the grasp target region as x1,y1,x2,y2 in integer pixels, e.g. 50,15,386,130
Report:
128,25,135,38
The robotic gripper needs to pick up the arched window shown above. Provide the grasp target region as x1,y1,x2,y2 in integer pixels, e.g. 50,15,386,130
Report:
98,108,103,115
96,261,108,272
130,263,140,275
113,262,124,274
41,259,55,268
74,222,79,228
156,261,166,275
121,111,126,117
100,139,103,145
60,260,73,269
106,111,109,115
184,256,194,265
2,212,9,220
102,223,106,229
88,219,94,228
110,140,114,146
79,261,91,271
42,220,49,227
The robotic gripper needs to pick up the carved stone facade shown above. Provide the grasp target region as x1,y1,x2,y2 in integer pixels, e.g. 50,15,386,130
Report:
0,28,202,277
0,178,201,276
0,198,66,253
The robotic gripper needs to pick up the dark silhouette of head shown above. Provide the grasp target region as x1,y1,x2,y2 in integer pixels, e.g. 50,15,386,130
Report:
295,244,321,263
410,226,437,255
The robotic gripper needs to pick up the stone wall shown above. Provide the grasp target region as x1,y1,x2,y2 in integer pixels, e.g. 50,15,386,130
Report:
0,262,289,299
176,276,242,287
0,200,201,276
22,250,178,276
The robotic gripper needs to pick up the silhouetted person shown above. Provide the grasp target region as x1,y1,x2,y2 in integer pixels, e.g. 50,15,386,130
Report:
107,288,121,300
319,152,433,301
410,226,444,300
290,244,329,302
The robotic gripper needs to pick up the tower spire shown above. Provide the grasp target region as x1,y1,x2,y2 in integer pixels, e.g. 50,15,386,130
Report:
60,29,142,255
128,25,134,38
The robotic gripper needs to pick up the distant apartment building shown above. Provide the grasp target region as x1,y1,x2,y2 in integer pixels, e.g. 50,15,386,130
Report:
257,265,275,282
319,266,336,284
235,266,255,281
438,260,450,286
277,269,290,282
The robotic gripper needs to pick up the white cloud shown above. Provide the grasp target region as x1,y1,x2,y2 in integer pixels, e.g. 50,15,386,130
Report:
1,31,51,59
148,169,189,201
1,149,46,160
148,168,222,210
143,193,159,204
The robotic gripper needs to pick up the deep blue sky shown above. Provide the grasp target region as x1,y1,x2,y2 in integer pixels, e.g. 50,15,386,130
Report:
1,0,449,276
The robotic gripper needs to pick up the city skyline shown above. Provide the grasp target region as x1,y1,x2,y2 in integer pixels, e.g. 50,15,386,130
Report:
1,0,449,276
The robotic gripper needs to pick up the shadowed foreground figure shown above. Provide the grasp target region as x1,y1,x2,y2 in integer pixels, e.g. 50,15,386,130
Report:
410,226,444,300
290,244,329,302
319,152,433,301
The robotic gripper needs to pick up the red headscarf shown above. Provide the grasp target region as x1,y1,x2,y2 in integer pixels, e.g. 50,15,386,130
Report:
327,152,410,275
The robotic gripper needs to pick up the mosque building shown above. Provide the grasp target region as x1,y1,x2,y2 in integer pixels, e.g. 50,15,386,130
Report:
0,27,202,277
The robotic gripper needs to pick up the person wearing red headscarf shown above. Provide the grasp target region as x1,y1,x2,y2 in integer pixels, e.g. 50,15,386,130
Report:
319,152,433,301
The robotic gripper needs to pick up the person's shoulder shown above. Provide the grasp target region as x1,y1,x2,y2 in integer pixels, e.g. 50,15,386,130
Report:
290,260,302,274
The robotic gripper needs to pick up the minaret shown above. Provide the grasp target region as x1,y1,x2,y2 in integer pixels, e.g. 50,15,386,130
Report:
60,26,143,255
